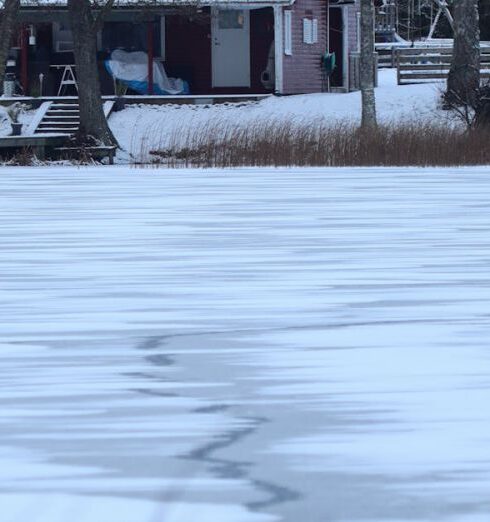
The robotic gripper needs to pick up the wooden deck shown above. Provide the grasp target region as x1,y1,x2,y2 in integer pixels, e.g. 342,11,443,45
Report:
0,94,272,108
0,134,69,159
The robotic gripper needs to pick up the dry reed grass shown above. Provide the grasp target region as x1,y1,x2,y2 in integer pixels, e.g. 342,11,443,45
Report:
134,120,490,168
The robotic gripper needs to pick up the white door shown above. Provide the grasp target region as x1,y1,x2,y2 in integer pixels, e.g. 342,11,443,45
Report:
212,9,251,88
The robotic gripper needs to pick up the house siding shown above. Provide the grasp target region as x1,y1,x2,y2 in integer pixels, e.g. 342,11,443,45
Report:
282,0,327,94
281,0,361,94
346,1,360,54
344,1,360,91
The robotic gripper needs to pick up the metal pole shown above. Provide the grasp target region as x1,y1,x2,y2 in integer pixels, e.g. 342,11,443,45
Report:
20,25,29,95
147,21,154,95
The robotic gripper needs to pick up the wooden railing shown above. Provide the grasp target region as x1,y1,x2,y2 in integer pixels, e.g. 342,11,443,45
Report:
375,46,398,69
396,47,490,85
375,41,456,69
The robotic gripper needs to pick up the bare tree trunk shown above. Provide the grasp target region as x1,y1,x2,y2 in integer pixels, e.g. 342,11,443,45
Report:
68,0,117,146
360,0,377,128
0,0,20,95
447,0,480,106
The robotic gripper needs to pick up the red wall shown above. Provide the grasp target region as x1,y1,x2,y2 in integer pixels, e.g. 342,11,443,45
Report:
165,10,212,94
250,8,275,93
165,8,274,95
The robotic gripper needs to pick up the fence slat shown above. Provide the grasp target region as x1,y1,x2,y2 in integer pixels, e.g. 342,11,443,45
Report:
396,47,490,84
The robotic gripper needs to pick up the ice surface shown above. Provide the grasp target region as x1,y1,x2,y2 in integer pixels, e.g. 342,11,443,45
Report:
1,167,490,521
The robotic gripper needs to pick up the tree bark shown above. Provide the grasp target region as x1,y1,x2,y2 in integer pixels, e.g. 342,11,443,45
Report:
0,0,20,95
447,0,480,106
68,0,117,146
360,0,377,128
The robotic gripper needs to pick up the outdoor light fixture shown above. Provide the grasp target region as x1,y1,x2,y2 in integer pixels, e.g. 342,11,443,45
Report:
29,25,36,46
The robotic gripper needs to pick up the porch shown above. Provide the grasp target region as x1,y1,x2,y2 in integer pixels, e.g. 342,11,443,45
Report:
12,6,278,99
0,94,272,108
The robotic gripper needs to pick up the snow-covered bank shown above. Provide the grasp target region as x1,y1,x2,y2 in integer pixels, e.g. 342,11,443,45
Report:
1,167,490,522
0,71,451,164
110,70,451,159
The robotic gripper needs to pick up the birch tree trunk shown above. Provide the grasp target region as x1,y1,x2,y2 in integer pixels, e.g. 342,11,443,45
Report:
0,0,20,95
447,0,480,106
68,0,117,146
360,0,377,128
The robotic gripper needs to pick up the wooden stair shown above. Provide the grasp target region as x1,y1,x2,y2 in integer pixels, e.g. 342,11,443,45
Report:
27,101,115,136
38,102,79,134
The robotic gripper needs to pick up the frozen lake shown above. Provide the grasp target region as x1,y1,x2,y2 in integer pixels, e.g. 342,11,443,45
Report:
1,167,490,522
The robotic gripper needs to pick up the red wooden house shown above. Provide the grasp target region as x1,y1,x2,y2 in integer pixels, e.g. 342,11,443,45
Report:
10,0,360,98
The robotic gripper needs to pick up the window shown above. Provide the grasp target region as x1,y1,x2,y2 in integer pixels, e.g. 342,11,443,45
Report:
284,11,292,55
219,10,245,29
52,22,74,53
312,18,318,44
303,18,318,45
102,23,148,52
52,22,101,53
303,18,312,44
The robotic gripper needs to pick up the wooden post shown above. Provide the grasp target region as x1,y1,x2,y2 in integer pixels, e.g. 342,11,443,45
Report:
326,0,330,92
147,21,154,95
20,25,29,95
273,6,283,94
326,0,330,54
396,48,401,85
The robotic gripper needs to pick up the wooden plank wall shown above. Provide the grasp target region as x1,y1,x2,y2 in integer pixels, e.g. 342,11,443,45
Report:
282,0,360,94
282,0,327,94
397,47,490,85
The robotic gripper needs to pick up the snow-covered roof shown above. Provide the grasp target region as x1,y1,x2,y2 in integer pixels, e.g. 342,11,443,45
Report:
20,0,294,7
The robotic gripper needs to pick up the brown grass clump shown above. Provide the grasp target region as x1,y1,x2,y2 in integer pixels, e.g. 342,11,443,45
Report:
136,120,490,168
0,146,37,166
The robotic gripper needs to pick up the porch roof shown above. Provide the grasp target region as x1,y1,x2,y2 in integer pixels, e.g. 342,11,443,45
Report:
20,0,294,7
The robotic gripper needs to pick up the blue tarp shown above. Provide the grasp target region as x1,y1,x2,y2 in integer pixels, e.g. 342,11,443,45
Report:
104,60,190,96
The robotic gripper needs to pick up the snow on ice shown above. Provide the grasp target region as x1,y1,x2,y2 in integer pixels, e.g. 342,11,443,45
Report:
1,167,490,521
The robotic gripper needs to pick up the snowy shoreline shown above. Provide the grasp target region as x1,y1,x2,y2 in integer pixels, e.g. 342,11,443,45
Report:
0,70,459,165
109,70,453,162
